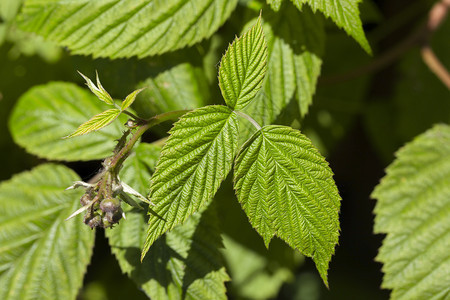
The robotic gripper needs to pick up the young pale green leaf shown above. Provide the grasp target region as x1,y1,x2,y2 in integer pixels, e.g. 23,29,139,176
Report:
18,0,238,58
218,16,268,110
121,88,145,111
65,108,121,138
240,7,324,142
372,124,450,300
0,164,95,300
9,82,128,161
78,71,114,105
234,125,341,287
291,0,371,54
142,105,238,258
107,146,229,299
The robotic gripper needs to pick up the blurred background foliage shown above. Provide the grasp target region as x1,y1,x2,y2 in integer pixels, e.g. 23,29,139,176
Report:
0,0,449,299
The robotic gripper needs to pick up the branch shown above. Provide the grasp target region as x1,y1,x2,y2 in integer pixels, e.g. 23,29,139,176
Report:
320,0,450,88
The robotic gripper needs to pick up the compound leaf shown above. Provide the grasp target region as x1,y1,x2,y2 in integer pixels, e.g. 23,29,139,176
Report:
65,108,121,138
9,82,127,161
218,16,267,110
142,106,238,258
18,0,238,58
372,124,450,300
0,164,95,300
291,0,371,54
234,125,341,286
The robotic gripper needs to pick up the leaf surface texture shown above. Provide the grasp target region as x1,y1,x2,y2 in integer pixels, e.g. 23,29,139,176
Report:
234,125,341,286
18,0,238,58
142,106,238,256
0,164,95,300
372,124,450,300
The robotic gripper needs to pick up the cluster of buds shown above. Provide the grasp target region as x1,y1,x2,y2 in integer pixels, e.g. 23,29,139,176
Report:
80,190,123,229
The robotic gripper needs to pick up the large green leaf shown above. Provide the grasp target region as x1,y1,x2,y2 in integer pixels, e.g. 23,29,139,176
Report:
142,105,238,257
0,164,95,300
372,124,450,300
291,0,371,54
234,125,341,286
18,0,238,58
9,82,127,161
218,16,267,110
241,6,324,142
106,143,229,299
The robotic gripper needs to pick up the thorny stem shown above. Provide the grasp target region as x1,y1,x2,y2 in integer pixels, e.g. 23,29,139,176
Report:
108,109,190,172
321,0,450,89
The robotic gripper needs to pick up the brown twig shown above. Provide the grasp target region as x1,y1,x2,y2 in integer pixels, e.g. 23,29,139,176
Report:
320,0,450,88
420,0,450,89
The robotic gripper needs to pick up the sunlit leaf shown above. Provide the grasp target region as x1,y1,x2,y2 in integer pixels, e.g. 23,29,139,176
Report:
142,106,238,258
234,125,341,286
65,108,121,138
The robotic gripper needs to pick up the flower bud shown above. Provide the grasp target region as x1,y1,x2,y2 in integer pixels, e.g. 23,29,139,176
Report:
100,198,120,213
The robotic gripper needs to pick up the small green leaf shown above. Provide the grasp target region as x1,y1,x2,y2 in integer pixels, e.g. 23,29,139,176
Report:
0,164,95,300
18,0,238,58
121,88,144,111
267,0,283,11
142,105,238,258
65,108,121,138
218,16,268,110
78,71,114,105
372,124,450,300
9,82,127,161
291,0,371,54
234,125,341,286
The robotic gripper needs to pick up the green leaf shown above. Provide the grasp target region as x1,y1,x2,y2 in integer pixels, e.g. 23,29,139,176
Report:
233,125,341,286
121,88,144,111
65,108,121,138
142,105,238,258
291,0,371,54
372,124,450,300
78,71,114,105
9,82,127,161
240,7,324,142
0,164,95,300
18,0,238,58
218,16,268,110
136,62,210,117
267,0,283,11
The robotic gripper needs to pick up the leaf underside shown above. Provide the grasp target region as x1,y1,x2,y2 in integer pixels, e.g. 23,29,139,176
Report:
0,164,95,300
18,0,238,58
291,0,371,54
142,105,238,258
9,82,127,161
106,143,229,299
234,125,341,286
372,124,450,300
218,16,267,110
